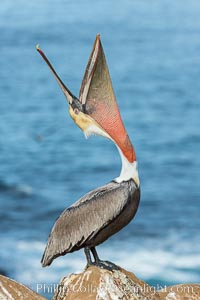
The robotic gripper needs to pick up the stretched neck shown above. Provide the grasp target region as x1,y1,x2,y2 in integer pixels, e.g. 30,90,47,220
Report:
115,147,140,187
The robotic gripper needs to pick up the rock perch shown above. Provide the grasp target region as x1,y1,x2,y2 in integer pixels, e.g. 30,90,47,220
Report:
52,265,200,300
0,274,46,300
1,266,200,299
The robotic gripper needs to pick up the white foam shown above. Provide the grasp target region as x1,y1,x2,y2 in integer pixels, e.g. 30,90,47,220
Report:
15,184,33,196
17,241,44,251
101,237,200,284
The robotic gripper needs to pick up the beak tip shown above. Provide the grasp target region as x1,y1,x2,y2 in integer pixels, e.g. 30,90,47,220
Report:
96,34,101,41
36,44,40,51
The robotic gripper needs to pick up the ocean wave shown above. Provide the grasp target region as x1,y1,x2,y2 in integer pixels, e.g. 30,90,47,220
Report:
0,180,33,197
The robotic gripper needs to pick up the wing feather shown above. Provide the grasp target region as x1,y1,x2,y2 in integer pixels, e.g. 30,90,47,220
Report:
41,181,130,266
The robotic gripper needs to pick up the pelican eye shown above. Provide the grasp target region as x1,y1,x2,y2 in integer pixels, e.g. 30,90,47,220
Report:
74,108,80,115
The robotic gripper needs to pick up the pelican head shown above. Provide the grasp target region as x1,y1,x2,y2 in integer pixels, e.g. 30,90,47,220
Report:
36,35,139,186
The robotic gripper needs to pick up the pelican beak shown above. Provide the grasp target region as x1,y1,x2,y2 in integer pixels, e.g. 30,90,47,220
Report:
36,36,136,163
36,45,97,132
36,44,76,105
79,35,136,163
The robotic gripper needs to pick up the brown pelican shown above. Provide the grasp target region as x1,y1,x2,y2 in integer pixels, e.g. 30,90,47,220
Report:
36,35,140,268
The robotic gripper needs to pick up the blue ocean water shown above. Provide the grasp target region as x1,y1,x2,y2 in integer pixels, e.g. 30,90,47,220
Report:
0,0,200,298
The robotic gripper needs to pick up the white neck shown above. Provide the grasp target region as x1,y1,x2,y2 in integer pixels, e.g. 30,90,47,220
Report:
115,147,140,187
82,122,139,187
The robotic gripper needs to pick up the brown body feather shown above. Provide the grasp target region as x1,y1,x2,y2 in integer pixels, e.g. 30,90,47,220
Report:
41,179,140,267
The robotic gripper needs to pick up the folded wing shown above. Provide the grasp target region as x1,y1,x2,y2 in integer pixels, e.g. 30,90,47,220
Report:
41,181,132,266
